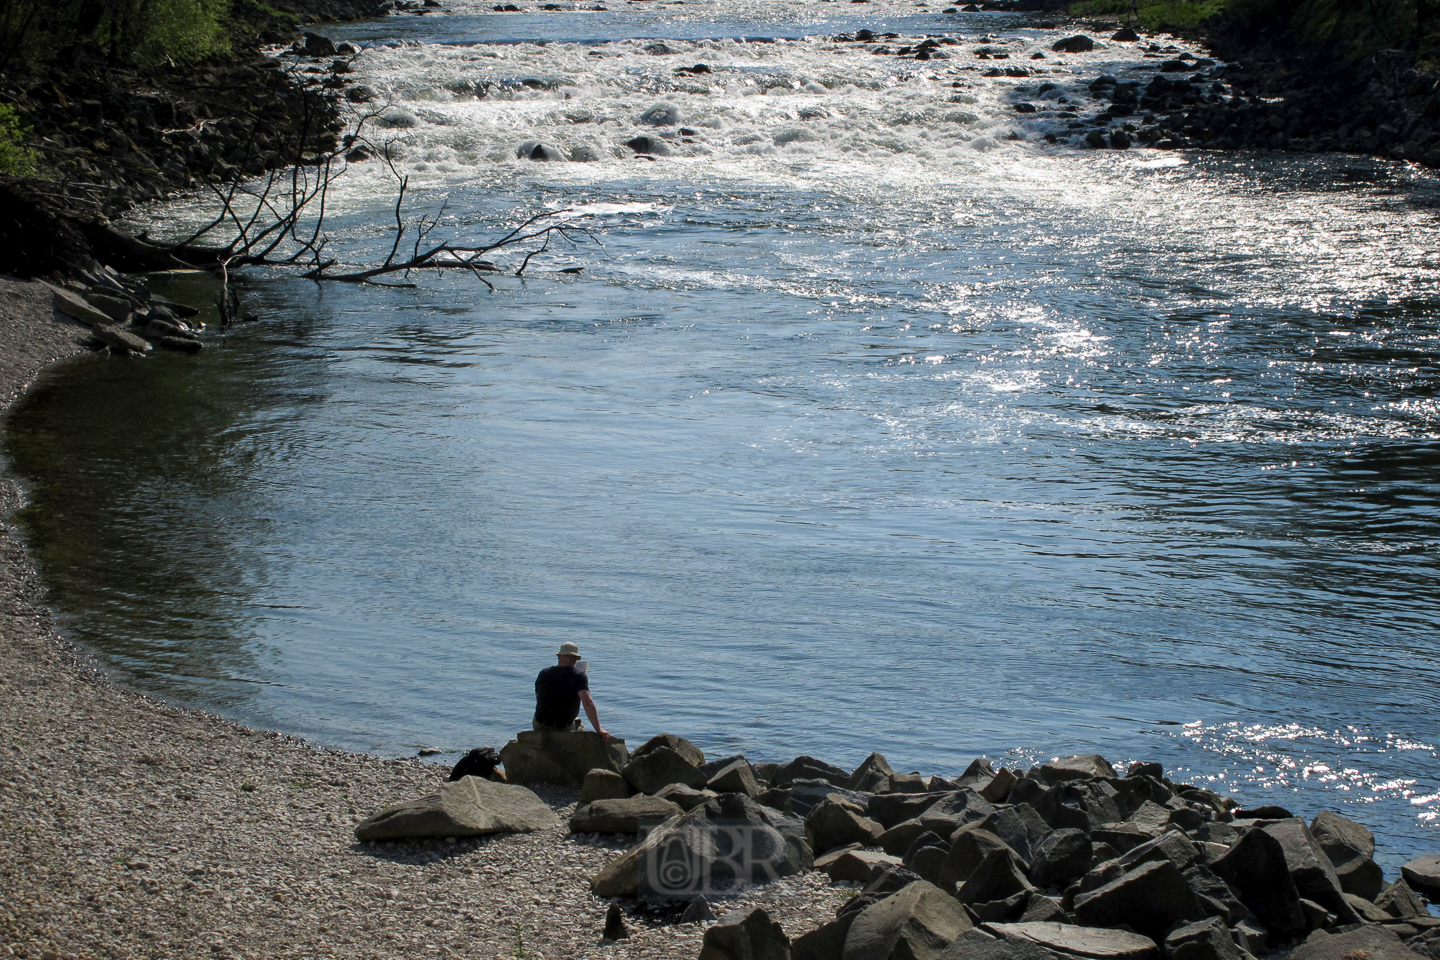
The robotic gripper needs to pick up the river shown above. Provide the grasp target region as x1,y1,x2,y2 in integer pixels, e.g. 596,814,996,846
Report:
6,0,1440,869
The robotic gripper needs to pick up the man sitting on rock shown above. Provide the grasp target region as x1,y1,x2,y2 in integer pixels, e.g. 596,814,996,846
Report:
534,642,611,742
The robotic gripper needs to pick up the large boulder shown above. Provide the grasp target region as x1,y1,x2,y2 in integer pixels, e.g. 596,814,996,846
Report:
590,793,810,898
1402,854,1440,902
969,805,1051,863
1377,878,1430,918
581,767,634,803
570,795,682,834
940,929,1059,960
882,820,935,857
850,753,899,793
792,779,872,817
775,756,851,787
871,791,947,829
985,922,1157,960
1037,781,1124,833
920,791,997,834
1163,918,1252,960
843,880,971,960
1038,755,1116,783
355,776,558,841
709,758,763,798
1287,926,1426,960
1210,826,1307,943
623,742,708,794
499,729,628,786
819,848,906,883
1260,819,1359,925
1118,832,1201,873
633,732,705,766
955,848,1034,906
1029,828,1092,889
940,828,1021,892
1050,35,1095,53
808,795,884,854
1072,859,1207,943
700,906,791,960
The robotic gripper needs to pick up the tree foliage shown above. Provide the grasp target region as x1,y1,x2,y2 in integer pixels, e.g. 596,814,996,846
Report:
0,0,231,73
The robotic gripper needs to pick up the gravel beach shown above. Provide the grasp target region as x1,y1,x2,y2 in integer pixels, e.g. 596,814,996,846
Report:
0,276,840,960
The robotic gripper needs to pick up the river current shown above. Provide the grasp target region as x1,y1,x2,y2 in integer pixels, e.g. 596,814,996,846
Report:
7,0,1440,867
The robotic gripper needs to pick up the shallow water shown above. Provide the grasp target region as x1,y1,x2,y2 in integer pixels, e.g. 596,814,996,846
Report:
8,0,1440,868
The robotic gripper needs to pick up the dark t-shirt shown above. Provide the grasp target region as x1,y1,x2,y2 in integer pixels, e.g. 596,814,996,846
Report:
534,664,589,729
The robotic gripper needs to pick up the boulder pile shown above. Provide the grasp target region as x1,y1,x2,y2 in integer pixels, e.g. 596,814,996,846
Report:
527,739,1440,960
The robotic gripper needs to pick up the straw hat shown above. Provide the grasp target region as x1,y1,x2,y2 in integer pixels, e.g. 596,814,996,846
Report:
557,642,581,658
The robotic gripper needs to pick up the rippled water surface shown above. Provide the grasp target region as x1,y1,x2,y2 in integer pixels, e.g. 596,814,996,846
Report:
8,0,1440,867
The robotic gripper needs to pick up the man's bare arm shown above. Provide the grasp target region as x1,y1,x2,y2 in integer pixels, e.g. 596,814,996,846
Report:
578,690,611,742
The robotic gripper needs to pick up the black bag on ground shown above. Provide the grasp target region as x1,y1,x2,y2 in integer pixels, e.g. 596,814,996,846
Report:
448,747,501,782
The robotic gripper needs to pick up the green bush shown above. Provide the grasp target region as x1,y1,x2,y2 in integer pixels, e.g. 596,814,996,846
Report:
1069,0,1230,29
0,104,37,177
0,0,231,72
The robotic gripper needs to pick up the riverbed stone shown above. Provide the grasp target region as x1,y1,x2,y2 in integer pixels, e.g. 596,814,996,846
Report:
808,795,884,854
844,880,972,960
1029,827,1092,889
1210,825,1307,943
354,776,559,840
775,756,851,787
1288,925,1425,960
569,795,681,834
581,767,633,803
850,753,899,793
1261,819,1359,924
1038,754,1116,783
700,906,791,960
1072,859,1207,943
986,922,1158,960
499,729,627,785
1402,854,1440,901
1051,35,1095,53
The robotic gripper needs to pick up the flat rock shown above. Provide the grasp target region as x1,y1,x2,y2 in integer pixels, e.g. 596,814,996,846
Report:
775,755,851,787
941,929,1059,960
656,782,719,810
45,284,111,327
93,323,152,355
986,922,1158,960
1038,755,1116,783
569,795,681,834
499,729,628,785
354,776,558,840
820,849,905,883
791,778,871,817
1402,854,1440,901
1164,917,1251,960
844,880,972,960
1288,925,1425,960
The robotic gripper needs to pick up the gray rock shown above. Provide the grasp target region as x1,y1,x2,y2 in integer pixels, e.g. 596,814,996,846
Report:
581,767,633,803
967,891,1032,924
921,791,998,835
1126,801,1176,836
591,793,810,898
708,758,762,798
1091,824,1156,855
940,928,1059,960
682,897,718,923
45,283,111,327
1402,854,1440,902
699,754,750,780
623,744,708,794
1344,892,1394,922
796,917,858,960
1378,878,1431,918
1261,819,1359,924
84,291,135,322
517,140,565,161
956,759,996,790
700,907,791,960
872,791,947,829
986,921,1158,960
1182,863,1248,924
775,756,851,787
909,845,952,887
808,795,884,854
819,849,906,883
639,102,682,125
93,323,152,355
1210,824,1307,943
850,753,899,793
1037,781,1124,833
569,795,682,834
1287,926,1426,960
941,828,1023,892
603,901,629,941
1118,832,1202,873
1038,755,1116,783
1050,35,1095,53
1029,828,1092,889
354,776,559,840
759,786,794,813
1163,918,1250,960
499,729,628,785
792,779,872,817
1018,895,1068,924
1072,859,1207,943
655,782,719,810
844,880,972,960
969,805,1051,863
882,820,935,857
1229,919,1266,957
956,848,1035,906
631,732,705,767
980,769,1017,804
